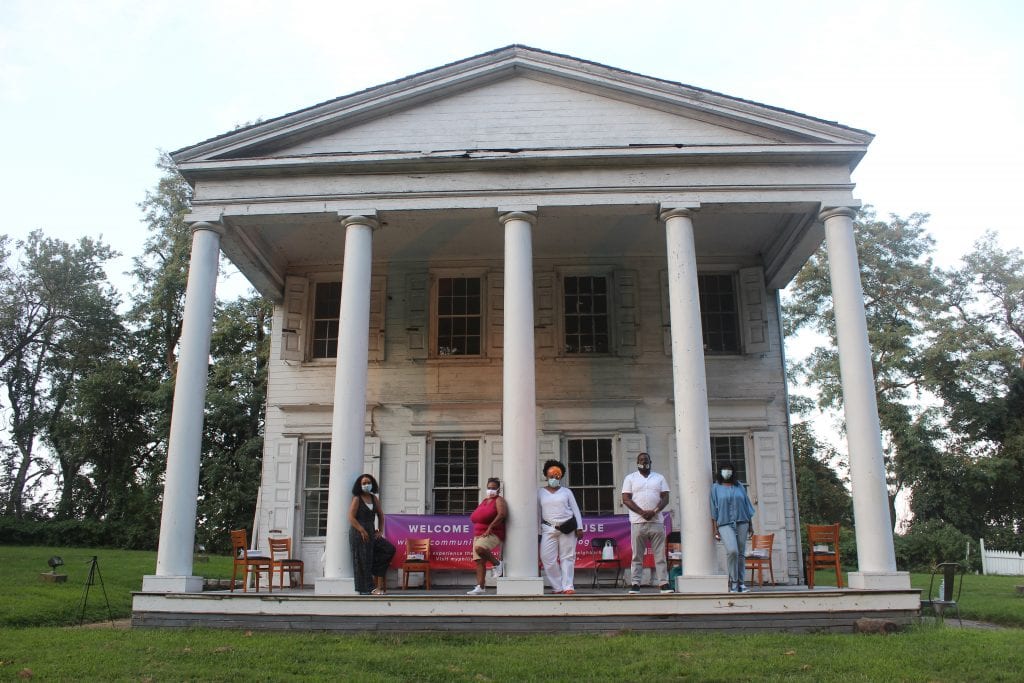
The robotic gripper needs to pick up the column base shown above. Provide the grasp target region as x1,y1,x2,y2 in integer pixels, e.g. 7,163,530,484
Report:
315,577,357,595
675,574,729,594
142,574,204,593
847,571,911,590
496,577,544,596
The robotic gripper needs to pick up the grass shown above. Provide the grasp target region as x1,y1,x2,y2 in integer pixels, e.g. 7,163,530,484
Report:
1,545,1022,681
0,545,233,626
2,626,1024,681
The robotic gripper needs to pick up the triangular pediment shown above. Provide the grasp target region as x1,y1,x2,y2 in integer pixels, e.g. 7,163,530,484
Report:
174,45,871,165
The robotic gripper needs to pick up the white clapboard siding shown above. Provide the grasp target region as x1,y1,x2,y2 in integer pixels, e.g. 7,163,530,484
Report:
276,77,775,157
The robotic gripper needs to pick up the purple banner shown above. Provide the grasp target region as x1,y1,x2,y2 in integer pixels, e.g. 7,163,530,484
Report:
384,513,671,570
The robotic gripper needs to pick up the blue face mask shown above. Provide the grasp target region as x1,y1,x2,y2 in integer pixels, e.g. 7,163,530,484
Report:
547,478,561,488
361,483,373,494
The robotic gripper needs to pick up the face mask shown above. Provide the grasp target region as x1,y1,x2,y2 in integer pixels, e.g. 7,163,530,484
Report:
720,470,733,481
547,478,561,488
486,489,498,497
361,483,373,493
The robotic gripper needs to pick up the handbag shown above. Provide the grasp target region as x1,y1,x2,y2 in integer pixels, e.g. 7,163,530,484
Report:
555,517,578,534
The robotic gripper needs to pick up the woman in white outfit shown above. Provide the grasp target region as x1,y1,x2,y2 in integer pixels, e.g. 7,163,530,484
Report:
537,459,584,594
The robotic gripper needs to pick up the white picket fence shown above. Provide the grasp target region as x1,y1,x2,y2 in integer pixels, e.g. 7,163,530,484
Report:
980,539,1024,576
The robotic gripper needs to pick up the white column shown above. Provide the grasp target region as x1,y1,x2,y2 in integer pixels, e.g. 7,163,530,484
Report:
497,210,544,596
143,222,223,593
822,207,909,590
660,206,727,593
317,214,377,595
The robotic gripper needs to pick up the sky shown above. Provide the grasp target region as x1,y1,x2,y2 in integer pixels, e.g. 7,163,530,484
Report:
2,0,1022,293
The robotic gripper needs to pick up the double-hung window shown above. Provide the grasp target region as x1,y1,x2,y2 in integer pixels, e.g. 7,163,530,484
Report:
436,277,482,356
698,274,741,354
311,282,341,359
303,441,331,537
566,437,615,514
563,275,610,354
432,440,479,513
710,435,748,485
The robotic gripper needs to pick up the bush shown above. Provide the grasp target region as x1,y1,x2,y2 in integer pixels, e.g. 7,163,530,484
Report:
894,519,980,572
0,518,158,550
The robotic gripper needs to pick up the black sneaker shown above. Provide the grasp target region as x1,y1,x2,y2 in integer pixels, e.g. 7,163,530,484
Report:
659,584,673,594
628,584,640,594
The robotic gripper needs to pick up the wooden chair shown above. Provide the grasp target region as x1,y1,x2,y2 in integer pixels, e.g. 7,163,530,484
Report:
401,538,432,589
591,537,623,588
805,523,843,589
268,536,304,589
230,529,272,592
745,533,775,586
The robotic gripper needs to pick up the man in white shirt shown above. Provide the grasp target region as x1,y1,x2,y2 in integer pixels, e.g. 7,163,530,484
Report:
621,452,671,594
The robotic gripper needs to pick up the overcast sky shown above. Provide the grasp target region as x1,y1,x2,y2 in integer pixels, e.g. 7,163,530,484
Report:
2,0,1021,293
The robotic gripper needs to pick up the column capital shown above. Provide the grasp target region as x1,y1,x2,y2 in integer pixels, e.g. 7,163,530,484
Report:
340,214,380,230
190,221,225,236
819,206,858,222
659,206,699,223
499,211,537,226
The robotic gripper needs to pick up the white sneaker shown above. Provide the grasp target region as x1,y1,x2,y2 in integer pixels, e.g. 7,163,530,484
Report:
491,561,504,578
466,585,486,595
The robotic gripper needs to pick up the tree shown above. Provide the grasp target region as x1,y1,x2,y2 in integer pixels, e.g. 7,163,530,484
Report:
0,231,120,518
792,421,853,526
785,208,946,530
196,295,271,552
921,233,1024,542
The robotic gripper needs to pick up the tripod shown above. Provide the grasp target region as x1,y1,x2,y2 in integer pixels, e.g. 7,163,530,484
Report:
78,555,114,626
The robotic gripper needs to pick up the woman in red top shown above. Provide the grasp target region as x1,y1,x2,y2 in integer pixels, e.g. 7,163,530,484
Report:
466,477,507,595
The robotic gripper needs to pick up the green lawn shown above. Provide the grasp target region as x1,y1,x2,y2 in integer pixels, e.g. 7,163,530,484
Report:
1,545,1023,681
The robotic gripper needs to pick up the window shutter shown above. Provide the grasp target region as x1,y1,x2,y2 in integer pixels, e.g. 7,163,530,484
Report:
618,432,648,513
368,275,387,361
750,430,789,583
659,270,672,356
536,435,560,480
738,266,770,354
364,436,381,480
265,439,298,538
614,269,640,357
405,271,427,360
400,437,427,513
534,270,555,358
487,272,504,358
281,276,309,361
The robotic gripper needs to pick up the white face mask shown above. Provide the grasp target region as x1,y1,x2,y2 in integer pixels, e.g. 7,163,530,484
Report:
720,469,733,481
547,478,561,488
361,483,373,493
486,488,498,497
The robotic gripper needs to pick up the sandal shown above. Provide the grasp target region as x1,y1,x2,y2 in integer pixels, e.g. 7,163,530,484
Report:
371,588,386,596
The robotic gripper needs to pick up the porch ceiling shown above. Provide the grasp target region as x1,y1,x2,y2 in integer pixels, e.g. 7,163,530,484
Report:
222,202,819,300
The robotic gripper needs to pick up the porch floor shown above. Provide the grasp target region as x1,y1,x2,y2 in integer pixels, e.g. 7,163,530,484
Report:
132,583,921,633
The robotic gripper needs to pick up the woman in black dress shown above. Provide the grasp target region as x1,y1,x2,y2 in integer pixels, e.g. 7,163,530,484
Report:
347,473,395,595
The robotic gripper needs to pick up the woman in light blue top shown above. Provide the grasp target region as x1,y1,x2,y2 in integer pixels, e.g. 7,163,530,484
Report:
710,461,756,593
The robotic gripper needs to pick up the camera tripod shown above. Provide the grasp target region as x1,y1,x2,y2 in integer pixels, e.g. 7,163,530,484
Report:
77,555,114,626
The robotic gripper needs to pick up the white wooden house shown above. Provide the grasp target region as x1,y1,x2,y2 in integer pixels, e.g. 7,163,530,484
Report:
142,46,908,598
